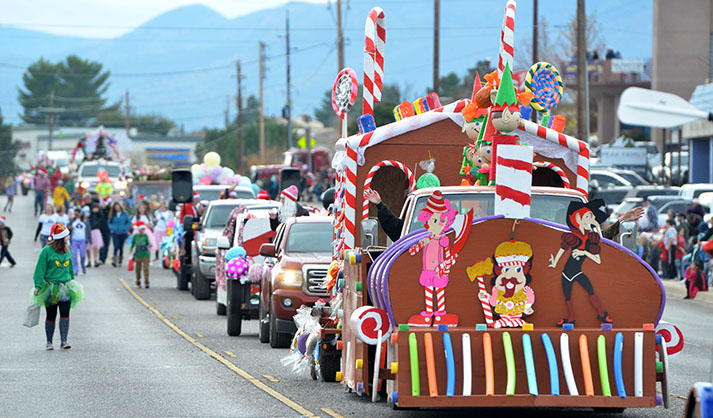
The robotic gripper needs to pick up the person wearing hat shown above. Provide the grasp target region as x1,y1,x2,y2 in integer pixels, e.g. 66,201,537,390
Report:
33,168,51,216
179,191,200,223
269,185,309,231
257,190,270,200
0,216,16,268
130,221,151,288
32,223,84,350
548,199,612,327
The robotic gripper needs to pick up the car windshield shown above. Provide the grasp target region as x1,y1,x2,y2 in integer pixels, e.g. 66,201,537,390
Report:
613,200,639,215
616,172,650,186
694,189,713,198
285,222,333,253
407,193,583,234
204,205,240,228
235,190,255,199
632,188,679,199
133,184,171,200
81,164,121,177
195,189,222,201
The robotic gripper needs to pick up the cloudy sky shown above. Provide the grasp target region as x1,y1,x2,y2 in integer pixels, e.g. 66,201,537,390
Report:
0,0,328,38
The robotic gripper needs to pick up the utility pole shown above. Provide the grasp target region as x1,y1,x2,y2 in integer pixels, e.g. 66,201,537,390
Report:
225,95,230,128
286,11,293,150
236,60,244,173
306,124,313,173
433,0,440,94
48,90,55,150
337,0,344,72
125,89,131,138
576,0,588,142
531,0,539,122
259,42,266,162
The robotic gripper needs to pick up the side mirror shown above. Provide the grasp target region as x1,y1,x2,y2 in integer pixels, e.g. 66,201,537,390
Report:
589,179,600,191
361,218,379,247
259,243,276,257
216,236,231,250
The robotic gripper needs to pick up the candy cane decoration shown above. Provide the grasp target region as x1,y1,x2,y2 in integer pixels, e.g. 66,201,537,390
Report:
349,306,391,345
363,7,386,116
498,0,517,79
477,276,494,325
533,161,571,188
362,160,415,220
495,144,533,219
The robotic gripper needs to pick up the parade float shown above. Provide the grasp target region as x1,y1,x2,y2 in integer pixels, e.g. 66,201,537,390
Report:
315,0,682,411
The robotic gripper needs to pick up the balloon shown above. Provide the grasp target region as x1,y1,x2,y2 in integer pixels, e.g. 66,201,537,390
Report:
201,176,211,185
192,178,198,185
204,152,221,168
198,172,205,179
222,167,234,177
200,163,207,171
251,184,260,195
191,164,201,175
212,166,220,176
239,177,251,187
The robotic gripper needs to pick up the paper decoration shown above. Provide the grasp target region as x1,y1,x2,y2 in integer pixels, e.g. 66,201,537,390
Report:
363,7,386,116
495,144,533,218
548,199,612,327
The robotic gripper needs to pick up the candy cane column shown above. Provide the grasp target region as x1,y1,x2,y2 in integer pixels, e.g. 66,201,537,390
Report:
495,144,533,219
363,7,386,116
498,0,516,79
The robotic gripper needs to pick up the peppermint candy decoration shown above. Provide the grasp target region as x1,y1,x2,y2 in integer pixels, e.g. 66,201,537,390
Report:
225,246,247,262
332,68,358,119
655,321,684,357
349,306,391,345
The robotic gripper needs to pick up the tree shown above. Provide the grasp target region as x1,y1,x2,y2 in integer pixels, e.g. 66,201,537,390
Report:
0,108,19,177
437,72,462,101
18,55,110,126
96,104,177,135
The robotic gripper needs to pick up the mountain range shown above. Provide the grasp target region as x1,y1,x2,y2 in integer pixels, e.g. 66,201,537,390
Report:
0,0,652,131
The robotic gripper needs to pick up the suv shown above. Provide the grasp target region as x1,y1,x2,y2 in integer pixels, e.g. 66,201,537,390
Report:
194,185,256,202
191,199,267,299
76,160,128,196
259,216,333,348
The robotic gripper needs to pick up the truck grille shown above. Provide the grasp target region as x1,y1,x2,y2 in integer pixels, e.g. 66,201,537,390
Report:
304,267,329,296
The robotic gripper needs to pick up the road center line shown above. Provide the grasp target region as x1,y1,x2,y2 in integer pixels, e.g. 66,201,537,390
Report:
321,407,344,418
119,278,318,418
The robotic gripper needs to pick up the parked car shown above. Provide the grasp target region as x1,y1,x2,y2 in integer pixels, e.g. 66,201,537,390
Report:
192,199,273,300
590,170,633,188
651,151,689,185
679,183,713,200
612,168,650,186
657,200,697,227
259,216,333,349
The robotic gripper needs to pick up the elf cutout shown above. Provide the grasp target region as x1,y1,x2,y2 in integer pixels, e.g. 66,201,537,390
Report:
548,199,613,327
407,190,459,327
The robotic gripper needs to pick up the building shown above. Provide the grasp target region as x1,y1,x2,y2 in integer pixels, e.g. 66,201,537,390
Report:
129,133,204,168
682,82,713,183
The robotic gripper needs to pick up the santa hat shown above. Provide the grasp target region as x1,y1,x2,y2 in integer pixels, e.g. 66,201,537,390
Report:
135,221,147,230
192,191,200,200
39,168,48,175
257,190,270,200
281,185,299,202
49,223,69,241
422,190,447,215
0,216,5,224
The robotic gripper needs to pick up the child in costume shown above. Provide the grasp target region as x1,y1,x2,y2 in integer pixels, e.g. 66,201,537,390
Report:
407,190,459,326
32,224,84,350
70,208,89,275
130,221,151,288
548,199,612,326
0,216,16,267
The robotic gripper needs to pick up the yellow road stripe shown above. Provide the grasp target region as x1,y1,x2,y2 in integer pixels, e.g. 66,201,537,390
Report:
195,333,205,338
224,351,237,358
119,278,318,418
172,315,180,321
263,375,279,383
321,407,344,418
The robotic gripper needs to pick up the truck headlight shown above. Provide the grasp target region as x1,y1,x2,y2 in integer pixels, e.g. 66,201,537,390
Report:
201,238,217,254
80,181,90,189
114,180,128,190
278,269,303,287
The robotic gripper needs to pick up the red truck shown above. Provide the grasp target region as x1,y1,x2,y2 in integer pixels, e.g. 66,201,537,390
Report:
250,147,331,183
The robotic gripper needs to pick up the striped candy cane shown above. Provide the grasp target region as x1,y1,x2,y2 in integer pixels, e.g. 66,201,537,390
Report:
498,0,517,79
362,160,415,220
477,276,494,325
363,7,386,116
533,161,571,188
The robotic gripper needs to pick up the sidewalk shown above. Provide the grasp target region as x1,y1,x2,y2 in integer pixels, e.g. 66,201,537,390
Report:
661,277,713,305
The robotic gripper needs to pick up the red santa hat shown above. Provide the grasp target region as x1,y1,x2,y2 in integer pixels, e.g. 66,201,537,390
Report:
39,168,48,175
422,190,447,215
135,221,147,230
257,190,270,200
281,185,299,202
192,191,200,200
49,223,70,241
0,216,5,224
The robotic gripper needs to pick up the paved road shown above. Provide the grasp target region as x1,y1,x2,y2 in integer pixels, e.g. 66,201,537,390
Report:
1,194,711,417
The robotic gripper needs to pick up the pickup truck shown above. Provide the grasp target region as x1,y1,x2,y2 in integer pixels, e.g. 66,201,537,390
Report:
76,160,129,196
258,216,334,349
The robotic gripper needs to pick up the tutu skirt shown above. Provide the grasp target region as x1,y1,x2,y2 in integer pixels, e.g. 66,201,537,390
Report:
88,229,104,250
32,280,84,309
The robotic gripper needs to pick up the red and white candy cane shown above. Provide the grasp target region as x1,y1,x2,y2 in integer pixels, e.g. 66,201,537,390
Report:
477,276,494,325
362,160,415,220
534,161,571,188
349,306,391,345
332,68,358,119
498,0,517,79
363,7,386,116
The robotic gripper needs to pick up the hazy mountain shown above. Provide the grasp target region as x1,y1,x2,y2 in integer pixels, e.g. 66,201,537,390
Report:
0,0,652,130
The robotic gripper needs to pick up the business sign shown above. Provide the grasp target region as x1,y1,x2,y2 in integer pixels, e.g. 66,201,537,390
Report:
610,58,644,74
146,148,192,167
600,147,648,166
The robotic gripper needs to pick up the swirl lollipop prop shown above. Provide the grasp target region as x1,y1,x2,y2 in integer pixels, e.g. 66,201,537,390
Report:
349,305,391,345
525,62,563,114
332,68,359,138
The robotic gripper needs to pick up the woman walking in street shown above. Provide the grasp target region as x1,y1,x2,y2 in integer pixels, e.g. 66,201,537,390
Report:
32,223,83,350
87,203,104,268
34,204,57,247
4,176,18,212
108,201,130,267
70,209,89,274
153,199,172,260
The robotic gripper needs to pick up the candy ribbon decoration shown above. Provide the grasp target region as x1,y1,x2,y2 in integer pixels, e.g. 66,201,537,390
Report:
349,306,391,345
363,7,386,116
498,0,516,79
655,321,684,357
525,62,563,112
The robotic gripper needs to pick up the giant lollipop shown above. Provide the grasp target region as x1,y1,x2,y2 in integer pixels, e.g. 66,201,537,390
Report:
524,62,563,113
332,68,358,139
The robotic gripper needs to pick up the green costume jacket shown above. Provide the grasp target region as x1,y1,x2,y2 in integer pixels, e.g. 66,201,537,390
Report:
33,245,75,290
